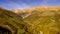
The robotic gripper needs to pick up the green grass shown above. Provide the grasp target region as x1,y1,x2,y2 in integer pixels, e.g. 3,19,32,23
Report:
0,8,26,34
0,8,60,34
24,10,60,34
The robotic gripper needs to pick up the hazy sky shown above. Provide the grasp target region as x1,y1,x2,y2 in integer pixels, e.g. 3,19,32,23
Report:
0,0,60,10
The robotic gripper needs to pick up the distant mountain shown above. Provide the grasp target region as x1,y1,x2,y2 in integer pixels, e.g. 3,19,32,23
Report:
11,6,60,19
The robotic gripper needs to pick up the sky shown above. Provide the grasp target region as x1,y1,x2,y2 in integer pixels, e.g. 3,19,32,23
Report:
0,0,60,10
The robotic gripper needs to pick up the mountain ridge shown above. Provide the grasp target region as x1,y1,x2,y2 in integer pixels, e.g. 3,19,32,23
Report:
11,6,60,19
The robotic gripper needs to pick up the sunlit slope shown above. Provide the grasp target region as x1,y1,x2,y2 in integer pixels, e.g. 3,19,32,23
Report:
23,8,60,34
0,6,60,34
0,8,27,34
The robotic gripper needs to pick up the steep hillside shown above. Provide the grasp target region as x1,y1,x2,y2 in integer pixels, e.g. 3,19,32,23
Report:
0,8,28,34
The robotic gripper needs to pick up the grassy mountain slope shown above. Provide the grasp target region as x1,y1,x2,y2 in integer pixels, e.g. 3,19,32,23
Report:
0,6,60,34
0,8,28,34
23,7,60,34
